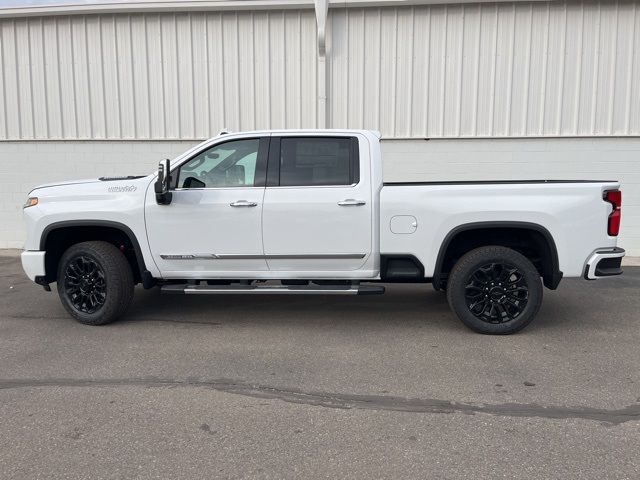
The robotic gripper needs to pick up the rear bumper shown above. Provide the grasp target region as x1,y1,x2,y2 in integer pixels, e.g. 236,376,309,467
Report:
21,250,46,281
583,247,625,280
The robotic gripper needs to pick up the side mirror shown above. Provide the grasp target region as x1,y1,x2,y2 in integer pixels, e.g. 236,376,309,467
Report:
154,159,173,205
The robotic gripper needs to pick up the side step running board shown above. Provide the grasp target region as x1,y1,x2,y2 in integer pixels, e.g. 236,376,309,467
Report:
161,284,385,295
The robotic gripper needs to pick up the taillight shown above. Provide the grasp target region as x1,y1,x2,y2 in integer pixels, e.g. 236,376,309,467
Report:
604,190,622,236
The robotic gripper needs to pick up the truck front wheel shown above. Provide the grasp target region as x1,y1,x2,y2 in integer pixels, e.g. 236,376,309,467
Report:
446,246,543,335
57,241,134,325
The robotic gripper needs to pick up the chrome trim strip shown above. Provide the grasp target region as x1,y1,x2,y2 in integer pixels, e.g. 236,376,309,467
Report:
173,186,265,192
160,253,367,260
160,254,214,260
173,184,358,191
264,183,358,189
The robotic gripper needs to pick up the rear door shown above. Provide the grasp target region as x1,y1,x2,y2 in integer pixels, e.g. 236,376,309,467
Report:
261,134,373,272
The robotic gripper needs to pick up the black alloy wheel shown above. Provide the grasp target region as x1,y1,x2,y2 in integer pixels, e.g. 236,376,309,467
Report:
57,241,134,325
64,255,107,314
464,262,529,324
446,246,543,335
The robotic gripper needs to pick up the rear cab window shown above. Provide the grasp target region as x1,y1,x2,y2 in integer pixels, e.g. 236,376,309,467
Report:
272,136,360,187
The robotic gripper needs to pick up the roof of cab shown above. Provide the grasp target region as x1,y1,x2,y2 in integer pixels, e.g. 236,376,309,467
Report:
214,128,381,139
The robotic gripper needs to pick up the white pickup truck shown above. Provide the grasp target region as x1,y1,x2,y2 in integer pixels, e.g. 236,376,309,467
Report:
21,129,625,334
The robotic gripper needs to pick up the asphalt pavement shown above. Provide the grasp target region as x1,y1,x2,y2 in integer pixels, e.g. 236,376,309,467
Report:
1,253,639,479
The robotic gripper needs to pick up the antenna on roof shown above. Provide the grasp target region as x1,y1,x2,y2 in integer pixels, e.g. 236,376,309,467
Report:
217,128,232,136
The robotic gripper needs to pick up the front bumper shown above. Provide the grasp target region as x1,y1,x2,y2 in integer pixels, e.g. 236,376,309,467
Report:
583,247,625,280
21,250,46,281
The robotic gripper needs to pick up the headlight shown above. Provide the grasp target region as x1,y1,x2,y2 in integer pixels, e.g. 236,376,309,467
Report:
24,197,38,208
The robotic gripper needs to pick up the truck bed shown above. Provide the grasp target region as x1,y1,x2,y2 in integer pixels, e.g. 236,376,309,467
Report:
380,180,620,279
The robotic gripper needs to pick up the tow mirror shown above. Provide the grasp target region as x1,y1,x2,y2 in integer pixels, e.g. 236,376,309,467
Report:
154,159,173,205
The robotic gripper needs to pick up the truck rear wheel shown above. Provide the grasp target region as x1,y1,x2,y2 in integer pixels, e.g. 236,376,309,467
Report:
446,246,542,335
57,241,134,325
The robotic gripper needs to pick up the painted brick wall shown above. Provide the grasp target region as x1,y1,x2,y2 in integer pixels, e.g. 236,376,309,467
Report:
1,137,638,255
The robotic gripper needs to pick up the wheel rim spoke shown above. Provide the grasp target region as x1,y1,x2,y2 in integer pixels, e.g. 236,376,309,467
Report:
464,261,529,324
64,255,107,314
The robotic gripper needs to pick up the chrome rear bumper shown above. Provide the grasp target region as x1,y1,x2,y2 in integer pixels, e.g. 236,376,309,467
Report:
584,247,625,280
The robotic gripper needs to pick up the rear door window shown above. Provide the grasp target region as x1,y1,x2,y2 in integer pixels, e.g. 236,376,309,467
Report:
278,137,357,186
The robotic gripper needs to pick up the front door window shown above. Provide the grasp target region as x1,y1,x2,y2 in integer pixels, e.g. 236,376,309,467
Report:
176,139,260,188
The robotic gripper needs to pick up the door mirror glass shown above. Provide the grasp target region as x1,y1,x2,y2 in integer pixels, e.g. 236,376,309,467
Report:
154,159,173,205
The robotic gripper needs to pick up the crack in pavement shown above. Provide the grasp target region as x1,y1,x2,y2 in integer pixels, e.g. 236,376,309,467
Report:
0,377,638,425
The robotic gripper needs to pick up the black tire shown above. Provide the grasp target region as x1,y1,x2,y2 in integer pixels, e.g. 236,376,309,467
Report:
446,246,543,335
57,241,134,325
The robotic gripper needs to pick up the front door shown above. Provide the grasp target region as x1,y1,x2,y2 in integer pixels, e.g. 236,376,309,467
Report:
261,135,373,273
145,137,269,278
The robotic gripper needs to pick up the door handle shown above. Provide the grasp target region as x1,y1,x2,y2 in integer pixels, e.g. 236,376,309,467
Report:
337,199,366,206
230,200,258,207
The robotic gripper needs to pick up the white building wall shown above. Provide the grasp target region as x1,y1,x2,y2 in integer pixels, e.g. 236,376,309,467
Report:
328,1,640,137
1,1,639,139
0,10,321,140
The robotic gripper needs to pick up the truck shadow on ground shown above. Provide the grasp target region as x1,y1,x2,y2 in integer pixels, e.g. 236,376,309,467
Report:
4,255,636,333
118,284,457,329
110,278,629,333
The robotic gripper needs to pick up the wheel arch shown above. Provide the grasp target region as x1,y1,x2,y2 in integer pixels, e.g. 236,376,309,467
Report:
432,221,562,291
40,220,150,286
